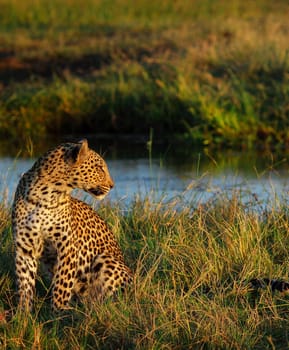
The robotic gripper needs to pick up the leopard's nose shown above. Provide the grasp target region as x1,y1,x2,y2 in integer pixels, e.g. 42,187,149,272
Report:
109,178,114,189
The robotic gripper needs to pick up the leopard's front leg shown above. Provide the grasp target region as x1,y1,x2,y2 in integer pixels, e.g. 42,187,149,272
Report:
15,242,39,311
51,247,77,310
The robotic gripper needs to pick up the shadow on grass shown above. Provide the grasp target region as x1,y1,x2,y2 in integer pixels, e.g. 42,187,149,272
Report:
0,25,178,85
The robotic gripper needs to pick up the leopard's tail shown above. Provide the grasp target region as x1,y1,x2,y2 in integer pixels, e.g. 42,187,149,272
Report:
249,278,289,293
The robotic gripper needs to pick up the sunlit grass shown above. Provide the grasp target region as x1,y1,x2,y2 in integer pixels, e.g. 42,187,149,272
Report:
0,0,288,149
1,0,287,33
0,192,289,348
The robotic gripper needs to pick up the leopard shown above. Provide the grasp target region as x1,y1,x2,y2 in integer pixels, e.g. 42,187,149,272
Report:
12,139,132,311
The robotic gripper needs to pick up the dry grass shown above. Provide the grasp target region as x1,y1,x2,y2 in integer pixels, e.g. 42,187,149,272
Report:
0,191,289,348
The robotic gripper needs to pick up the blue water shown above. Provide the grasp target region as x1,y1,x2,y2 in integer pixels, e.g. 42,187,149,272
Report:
1,147,289,209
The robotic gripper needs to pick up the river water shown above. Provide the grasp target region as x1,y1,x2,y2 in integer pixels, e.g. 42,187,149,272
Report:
1,141,289,209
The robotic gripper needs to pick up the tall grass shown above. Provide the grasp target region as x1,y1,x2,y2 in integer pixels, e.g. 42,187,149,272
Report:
0,0,288,149
1,193,289,348
1,0,287,32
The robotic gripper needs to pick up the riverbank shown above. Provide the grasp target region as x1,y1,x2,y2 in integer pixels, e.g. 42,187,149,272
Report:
0,194,289,348
0,0,289,150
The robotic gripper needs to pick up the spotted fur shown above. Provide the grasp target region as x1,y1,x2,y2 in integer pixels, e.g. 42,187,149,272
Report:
249,278,289,293
12,139,132,311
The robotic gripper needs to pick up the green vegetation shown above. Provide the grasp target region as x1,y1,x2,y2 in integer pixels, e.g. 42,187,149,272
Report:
1,1,289,347
1,193,289,348
0,0,288,149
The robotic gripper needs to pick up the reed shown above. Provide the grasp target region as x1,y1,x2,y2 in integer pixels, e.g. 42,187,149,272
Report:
0,192,289,348
0,0,288,150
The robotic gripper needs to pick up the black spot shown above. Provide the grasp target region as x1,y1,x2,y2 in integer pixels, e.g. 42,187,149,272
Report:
107,264,116,270
79,286,87,294
18,245,32,256
93,262,103,273
105,270,113,277
81,274,88,282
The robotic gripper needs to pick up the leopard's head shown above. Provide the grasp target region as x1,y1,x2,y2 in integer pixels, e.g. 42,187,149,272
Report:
66,139,114,199
36,139,114,200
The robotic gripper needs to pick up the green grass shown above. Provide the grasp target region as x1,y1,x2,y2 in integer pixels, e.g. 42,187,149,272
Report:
1,193,289,348
0,0,289,150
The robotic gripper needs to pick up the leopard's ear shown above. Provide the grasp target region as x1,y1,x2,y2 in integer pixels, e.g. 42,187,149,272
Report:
68,139,89,165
